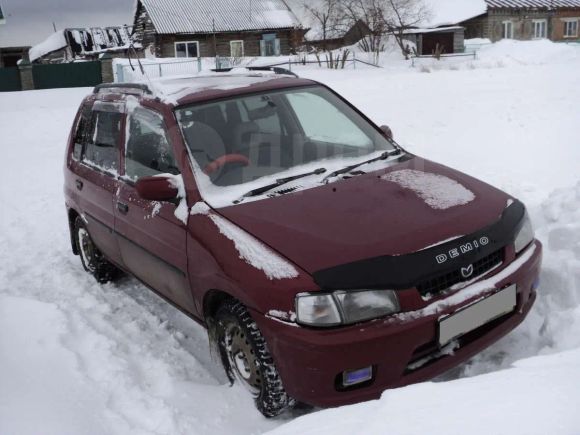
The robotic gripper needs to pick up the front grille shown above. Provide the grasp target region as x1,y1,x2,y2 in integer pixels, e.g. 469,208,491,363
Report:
416,249,504,297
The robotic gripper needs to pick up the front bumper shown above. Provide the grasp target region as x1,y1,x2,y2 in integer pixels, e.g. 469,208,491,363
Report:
252,241,542,407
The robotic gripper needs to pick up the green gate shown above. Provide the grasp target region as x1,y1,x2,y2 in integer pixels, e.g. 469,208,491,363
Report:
32,61,102,89
0,67,22,92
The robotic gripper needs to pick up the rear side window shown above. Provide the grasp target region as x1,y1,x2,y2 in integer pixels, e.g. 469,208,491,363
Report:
72,105,92,160
125,107,179,181
83,110,122,174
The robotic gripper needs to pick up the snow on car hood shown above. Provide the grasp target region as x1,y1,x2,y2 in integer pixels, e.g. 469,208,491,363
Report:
216,157,512,274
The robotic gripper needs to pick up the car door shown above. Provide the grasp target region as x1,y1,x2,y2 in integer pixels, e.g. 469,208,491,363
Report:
115,105,194,313
72,100,123,266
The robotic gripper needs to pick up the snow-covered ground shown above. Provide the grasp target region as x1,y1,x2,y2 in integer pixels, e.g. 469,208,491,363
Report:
1,40,579,434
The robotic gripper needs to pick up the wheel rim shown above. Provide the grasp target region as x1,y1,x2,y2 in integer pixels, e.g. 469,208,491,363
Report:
224,322,262,396
78,227,96,273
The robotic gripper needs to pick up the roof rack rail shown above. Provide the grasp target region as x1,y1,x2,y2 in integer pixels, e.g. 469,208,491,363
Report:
210,66,299,78
93,83,152,95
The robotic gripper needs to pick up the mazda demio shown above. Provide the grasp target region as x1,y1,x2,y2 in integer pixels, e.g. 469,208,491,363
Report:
64,68,542,417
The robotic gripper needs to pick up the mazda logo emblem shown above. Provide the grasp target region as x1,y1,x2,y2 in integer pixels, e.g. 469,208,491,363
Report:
461,264,474,279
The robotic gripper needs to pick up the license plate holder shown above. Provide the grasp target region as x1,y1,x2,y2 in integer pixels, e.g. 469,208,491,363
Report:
438,284,517,347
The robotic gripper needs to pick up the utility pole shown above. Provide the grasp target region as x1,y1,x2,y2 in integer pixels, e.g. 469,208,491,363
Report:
213,18,218,69
52,21,57,32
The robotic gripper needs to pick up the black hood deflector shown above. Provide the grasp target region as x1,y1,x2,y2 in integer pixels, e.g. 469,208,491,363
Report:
312,200,526,290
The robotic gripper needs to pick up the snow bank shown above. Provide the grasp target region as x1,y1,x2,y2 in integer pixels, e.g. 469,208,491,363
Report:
29,30,67,62
267,348,580,435
477,39,580,66
382,169,475,210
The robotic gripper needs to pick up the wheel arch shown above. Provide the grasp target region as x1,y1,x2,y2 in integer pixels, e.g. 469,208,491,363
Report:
68,207,81,255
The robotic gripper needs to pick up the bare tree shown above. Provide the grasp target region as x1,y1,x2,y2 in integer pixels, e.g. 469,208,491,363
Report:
303,0,347,52
343,0,387,55
344,0,430,60
383,0,430,58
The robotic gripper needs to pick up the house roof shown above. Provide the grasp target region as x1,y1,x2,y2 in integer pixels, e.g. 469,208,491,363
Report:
29,26,134,62
422,0,487,27
139,0,303,34
486,0,580,7
422,0,580,28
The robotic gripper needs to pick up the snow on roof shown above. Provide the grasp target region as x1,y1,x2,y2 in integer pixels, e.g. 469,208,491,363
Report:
29,31,68,62
139,0,303,34
486,0,580,7
29,26,134,62
422,0,487,27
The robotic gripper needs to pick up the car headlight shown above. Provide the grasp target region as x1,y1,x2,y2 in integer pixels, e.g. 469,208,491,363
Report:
514,212,534,254
295,290,400,327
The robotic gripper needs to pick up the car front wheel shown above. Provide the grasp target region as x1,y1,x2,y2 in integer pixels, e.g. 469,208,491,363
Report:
215,299,293,417
74,216,120,283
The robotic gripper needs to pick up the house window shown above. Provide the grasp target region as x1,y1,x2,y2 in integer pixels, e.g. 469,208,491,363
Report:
563,19,579,38
175,41,199,58
533,19,547,39
502,21,514,39
260,34,281,56
230,40,244,58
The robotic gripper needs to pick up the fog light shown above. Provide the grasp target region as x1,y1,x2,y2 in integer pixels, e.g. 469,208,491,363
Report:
342,366,373,387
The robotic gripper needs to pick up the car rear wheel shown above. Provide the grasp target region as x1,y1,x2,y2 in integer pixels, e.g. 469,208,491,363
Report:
215,299,293,417
74,216,120,283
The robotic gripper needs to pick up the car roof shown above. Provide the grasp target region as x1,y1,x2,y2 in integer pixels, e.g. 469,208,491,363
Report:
93,68,319,108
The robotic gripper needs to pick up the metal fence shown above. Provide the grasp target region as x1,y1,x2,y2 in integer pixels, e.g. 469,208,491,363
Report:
116,58,203,82
0,67,21,92
32,61,102,89
410,52,478,67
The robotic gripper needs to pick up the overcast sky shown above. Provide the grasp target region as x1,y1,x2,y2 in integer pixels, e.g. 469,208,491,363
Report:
0,0,135,47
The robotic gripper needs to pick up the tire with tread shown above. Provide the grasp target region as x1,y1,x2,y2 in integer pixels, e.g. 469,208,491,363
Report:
215,299,293,417
73,216,120,283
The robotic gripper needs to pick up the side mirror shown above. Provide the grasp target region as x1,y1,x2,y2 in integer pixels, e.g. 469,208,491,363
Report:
135,175,178,202
380,125,393,140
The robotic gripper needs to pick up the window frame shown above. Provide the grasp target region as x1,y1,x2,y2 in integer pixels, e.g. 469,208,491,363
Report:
72,103,93,161
174,41,200,58
80,103,124,177
122,105,180,185
532,19,548,39
502,20,514,39
230,40,245,58
563,19,579,38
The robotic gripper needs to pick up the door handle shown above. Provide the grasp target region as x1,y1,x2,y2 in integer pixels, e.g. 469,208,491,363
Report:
117,202,129,214
75,180,83,190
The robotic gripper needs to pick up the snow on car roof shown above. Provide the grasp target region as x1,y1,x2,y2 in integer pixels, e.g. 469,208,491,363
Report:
119,68,313,105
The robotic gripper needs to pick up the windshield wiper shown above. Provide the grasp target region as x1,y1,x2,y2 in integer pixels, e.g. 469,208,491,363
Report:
233,167,327,204
322,149,403,184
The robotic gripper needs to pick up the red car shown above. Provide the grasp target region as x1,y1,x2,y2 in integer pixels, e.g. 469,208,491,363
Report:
64,68,541,417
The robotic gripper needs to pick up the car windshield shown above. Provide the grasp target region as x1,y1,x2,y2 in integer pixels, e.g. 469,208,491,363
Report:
176,85,398,203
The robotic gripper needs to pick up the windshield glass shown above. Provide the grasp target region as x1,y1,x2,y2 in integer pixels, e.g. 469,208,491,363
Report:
176,86,398,203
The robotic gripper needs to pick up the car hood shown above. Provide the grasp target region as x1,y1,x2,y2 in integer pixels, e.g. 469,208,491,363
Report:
216,157,513,275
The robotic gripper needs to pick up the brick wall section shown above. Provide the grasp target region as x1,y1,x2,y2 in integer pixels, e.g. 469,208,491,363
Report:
553,10,580,41
18,64,34,90
100,56,114,83
463,8,580,42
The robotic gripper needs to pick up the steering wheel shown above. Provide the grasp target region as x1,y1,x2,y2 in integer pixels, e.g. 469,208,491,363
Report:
204,154,250,175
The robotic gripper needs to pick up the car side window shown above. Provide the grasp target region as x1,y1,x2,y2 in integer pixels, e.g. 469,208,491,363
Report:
82,109,122,174
125,107,179,182
72,105,92,160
